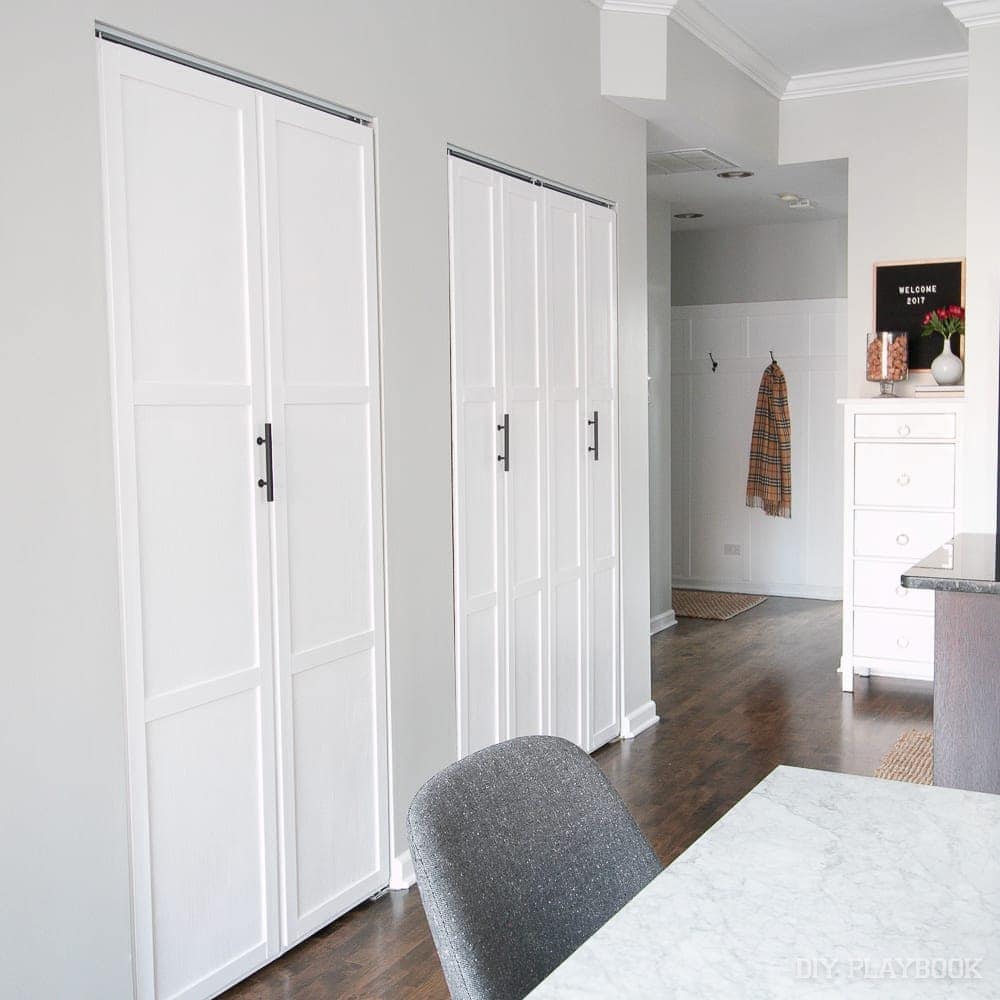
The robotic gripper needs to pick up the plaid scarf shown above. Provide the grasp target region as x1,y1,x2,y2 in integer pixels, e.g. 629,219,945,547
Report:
746,362,791,518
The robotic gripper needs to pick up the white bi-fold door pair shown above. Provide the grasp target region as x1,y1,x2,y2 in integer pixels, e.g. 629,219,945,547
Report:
100,43,388,1000
449,156,620,757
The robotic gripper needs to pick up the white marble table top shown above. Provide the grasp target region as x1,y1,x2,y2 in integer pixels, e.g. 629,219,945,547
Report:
528,766,1000,998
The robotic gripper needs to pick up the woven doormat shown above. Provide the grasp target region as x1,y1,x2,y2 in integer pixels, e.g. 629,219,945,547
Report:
672,589,767,621
874,729,933,785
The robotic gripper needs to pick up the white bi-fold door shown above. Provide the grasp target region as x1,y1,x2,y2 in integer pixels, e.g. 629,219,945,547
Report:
100,42,388,1000
449,156,620,757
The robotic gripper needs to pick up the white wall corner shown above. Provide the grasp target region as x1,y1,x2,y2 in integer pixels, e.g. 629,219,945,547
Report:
650,610,677,634
622,700,660,738
597,0,787,98
783,52,969,100
389,850,416,891
944,0,1000,27
666,0,788,97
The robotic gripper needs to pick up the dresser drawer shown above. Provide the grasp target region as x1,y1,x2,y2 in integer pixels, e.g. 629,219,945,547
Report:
854,443,955,508
853,559,935,613
855,412,956,440
854,510,954,559
854,609,934,662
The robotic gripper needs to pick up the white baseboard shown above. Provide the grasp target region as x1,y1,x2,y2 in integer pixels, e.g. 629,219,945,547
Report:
650,610,677,635
621,700,659,739
673,579,842,602
389,849,416,890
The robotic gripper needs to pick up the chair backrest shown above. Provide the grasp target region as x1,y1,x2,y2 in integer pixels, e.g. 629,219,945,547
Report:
407,735,661,1000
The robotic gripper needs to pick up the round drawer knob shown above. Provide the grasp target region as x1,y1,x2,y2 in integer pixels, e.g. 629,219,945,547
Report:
897,473,911,487
898,424,911,437
895,585,908,597
896,533,910,547
897,636,910,649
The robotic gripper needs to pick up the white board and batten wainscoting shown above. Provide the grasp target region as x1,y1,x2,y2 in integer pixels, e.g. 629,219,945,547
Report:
841,399,964,691
449,156,627,757
671,300,848,602
100,41,388,999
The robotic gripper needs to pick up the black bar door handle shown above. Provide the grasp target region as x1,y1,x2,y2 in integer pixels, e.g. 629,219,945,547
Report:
256,423,274,502
588,410,599,461
497,413,510,472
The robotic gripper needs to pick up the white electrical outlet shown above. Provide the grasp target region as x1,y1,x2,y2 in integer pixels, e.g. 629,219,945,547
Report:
723,543,741,556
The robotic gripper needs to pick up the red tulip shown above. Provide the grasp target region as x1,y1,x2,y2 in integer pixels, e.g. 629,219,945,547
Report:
923,312,932,325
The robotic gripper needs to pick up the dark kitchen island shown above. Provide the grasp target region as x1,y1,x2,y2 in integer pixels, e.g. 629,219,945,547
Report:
902,533,1000,794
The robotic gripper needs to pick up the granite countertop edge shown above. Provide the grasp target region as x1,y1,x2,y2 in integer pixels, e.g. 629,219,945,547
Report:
901,533,1000,595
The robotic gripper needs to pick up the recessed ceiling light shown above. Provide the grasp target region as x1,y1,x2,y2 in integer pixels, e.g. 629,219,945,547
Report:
717,170,754,179
777,192,801,202
674,212,704,220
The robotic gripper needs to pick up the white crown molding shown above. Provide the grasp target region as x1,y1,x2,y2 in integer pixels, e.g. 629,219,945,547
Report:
783,51,969,100
594,0,789,98
667,0,789,98
592,0,970,100
590,0,673,11
944,0,1000,27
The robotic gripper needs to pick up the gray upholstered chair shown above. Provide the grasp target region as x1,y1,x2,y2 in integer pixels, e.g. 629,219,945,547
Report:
406,735,661,1000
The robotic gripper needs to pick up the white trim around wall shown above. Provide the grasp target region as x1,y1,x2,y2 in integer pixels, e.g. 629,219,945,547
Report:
592,0,973,100
621,700,660,739
944,0,1000,28
389,850,416,891
650,610,677,634
594,0,788,98
783,52,969,100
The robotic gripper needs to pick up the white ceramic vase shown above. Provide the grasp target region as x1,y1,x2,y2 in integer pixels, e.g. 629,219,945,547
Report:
931,336,964,386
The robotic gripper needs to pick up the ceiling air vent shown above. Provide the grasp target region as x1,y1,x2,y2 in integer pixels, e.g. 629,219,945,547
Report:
648,148,740,176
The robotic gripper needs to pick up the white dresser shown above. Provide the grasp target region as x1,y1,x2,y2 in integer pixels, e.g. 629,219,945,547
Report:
841,398,963,691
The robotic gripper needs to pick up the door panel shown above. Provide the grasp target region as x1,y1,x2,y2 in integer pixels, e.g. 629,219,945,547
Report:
119,73,251,386
584,203,620,750
134,405,259,699
450,158,505,753
259,94,388,946
146,691,267,1000
502,176,547,739
283,403,374,652
290,649,381,916
545,191,587,748
101,41,279,999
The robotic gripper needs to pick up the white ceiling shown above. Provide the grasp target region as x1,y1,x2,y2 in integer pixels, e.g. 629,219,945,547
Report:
650,158,848,231
697,0,968,77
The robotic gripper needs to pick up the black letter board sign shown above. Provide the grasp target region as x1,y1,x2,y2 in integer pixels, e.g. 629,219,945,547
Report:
873,258,965,371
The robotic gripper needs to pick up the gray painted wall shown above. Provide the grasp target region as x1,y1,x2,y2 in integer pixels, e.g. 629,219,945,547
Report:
0,3,649,995
672,219,848,306
648,195,672,625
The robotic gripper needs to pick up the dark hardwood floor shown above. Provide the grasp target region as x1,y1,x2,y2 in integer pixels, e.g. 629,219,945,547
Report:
223,597,932,1000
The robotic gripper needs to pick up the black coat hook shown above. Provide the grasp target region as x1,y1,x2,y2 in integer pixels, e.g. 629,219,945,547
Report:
708,352,719,372
769,350,777,364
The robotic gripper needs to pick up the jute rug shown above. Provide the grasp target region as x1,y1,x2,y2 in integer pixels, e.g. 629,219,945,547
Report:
672,589,767,621
874,729,933,785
